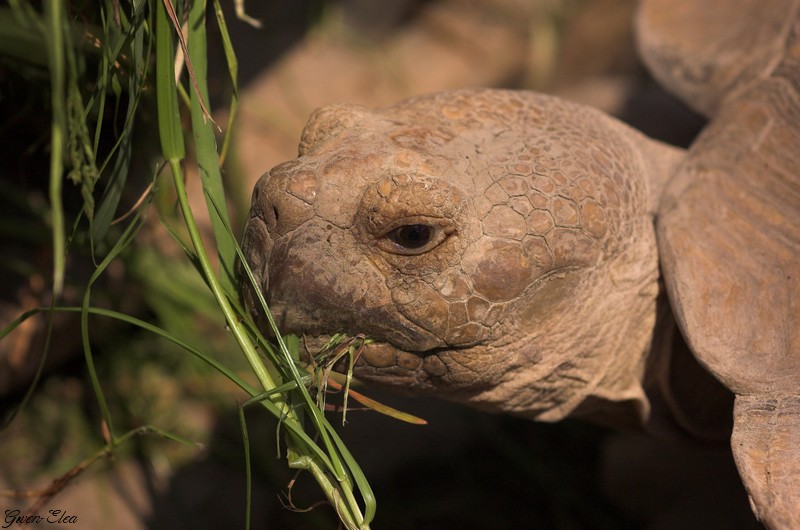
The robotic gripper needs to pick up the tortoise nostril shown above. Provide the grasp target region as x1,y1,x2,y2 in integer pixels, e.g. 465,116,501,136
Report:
254,169,317,236
258,197,279,232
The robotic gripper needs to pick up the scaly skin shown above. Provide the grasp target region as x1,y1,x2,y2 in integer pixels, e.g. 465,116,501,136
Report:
242,88,685,424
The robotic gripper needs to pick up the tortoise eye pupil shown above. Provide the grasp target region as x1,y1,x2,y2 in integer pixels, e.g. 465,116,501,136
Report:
390,224,433,249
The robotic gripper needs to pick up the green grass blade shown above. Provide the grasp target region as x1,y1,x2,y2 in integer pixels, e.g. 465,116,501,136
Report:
0,305,56,430
155,0,184,161
90,6,150,245
212,0,239,166
167,157,283,418
80,200,150,442
7,304,258,397
43,1,66,297
324,422,376,525
187,0,238,297
91,126,133,244
238,403,253,530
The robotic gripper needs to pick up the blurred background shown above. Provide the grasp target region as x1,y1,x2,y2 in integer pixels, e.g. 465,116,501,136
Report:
1,1,757,528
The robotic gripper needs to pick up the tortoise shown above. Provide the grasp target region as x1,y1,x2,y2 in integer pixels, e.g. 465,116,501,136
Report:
241,0,800,527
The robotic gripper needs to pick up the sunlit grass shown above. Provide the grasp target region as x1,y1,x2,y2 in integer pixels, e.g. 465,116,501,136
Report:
0,2,374,528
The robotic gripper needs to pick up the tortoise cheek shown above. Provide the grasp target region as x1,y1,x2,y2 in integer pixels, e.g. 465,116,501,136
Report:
466,238,533,303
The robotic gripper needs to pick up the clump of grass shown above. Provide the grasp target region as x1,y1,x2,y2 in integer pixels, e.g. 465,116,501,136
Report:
0,1,375,528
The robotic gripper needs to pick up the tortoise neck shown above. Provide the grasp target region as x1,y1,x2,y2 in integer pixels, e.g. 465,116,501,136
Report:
569,286,734,442
634,136,686,216
642,289,734,442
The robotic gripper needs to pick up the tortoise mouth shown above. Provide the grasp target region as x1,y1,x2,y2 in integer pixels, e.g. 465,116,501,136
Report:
295,332,453,389
266,297,448,353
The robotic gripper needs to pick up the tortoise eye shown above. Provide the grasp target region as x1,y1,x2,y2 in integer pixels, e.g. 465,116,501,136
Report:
377,219,454,255
389,224,433,250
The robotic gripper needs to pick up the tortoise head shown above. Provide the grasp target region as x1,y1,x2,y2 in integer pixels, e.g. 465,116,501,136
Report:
241,89,683,421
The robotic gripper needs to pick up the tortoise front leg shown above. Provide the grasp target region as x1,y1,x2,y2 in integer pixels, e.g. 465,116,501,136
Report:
732,394,800,530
